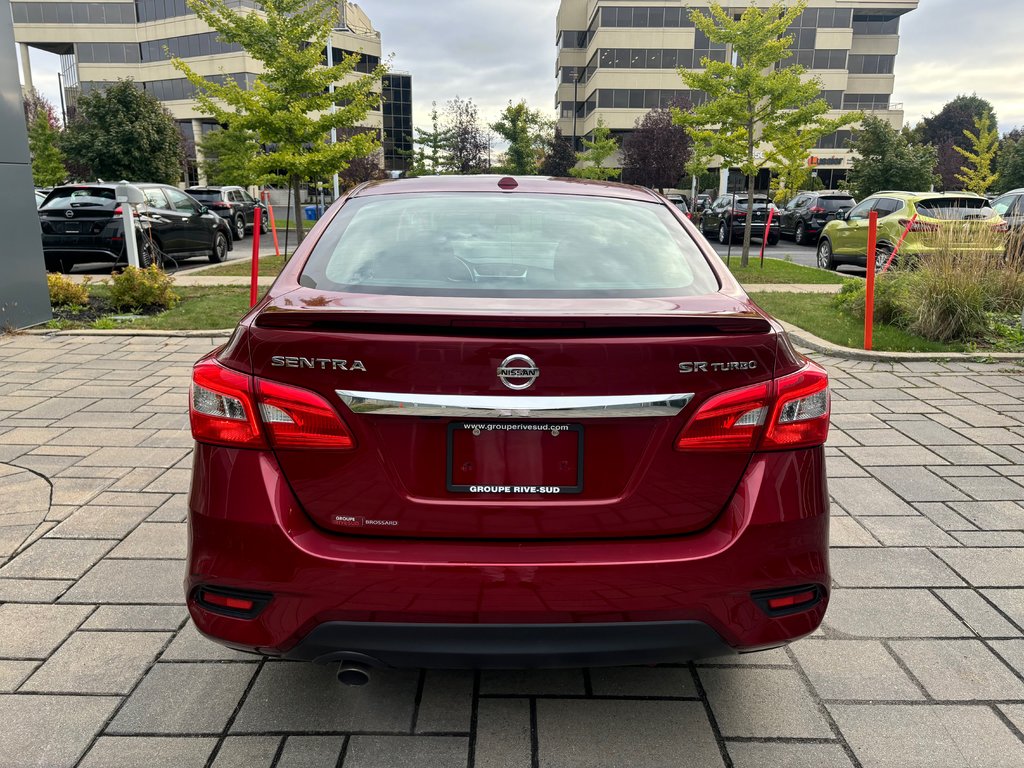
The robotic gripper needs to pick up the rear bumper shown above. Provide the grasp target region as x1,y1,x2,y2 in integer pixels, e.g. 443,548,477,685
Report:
187,445,830,667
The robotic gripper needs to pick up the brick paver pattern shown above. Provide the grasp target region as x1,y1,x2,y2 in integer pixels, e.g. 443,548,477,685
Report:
1,333,1024,767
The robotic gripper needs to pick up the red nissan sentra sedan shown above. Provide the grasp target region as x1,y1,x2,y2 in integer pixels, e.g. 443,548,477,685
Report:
187,176,830,683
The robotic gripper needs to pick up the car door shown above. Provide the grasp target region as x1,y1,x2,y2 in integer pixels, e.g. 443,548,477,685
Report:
165,187,211,252
140,187,189,253
831,199,874,256
780,194,805,235
704,196,726,232
237,189,258,225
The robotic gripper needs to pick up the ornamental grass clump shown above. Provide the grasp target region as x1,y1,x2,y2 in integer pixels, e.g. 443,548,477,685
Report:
109,265,179,313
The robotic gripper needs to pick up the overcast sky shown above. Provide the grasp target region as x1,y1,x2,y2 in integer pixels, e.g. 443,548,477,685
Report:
20,0,1024,135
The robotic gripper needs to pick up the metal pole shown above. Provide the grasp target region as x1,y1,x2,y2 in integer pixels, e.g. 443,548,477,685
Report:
327,36,339,200
56,71,66,126
572,69,578,149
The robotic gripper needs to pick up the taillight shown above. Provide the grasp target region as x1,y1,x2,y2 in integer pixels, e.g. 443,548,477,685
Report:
761,362,830,450
190,357,355,450
898,217,939,232
675,381,770,451
256,379,355,449
809,206,825,214
732,208,747,218
190,358,265,448
992,220,1009,233
113,206,140,217
211,202,232,209
675,362,830,452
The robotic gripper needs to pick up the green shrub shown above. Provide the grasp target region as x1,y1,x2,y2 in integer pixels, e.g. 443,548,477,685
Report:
832,276,909,326
47,273,90,308
108,265,179,313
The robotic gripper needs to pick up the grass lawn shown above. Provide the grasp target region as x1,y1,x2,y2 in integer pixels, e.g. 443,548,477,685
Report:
724,257,847,285
749,291,966,353
198,254,288,278
46,285,254,331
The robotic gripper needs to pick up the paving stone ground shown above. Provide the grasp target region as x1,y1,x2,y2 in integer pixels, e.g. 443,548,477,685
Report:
1,333,1023,767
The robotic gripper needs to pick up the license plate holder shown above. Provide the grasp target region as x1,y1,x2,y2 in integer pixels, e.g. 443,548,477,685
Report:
63,223,80,234
446,422,583,494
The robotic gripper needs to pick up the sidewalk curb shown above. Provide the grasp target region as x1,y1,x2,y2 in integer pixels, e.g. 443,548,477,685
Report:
781,321,1024,364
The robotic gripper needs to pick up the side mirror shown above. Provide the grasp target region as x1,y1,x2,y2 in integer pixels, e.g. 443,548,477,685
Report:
198,205,209,215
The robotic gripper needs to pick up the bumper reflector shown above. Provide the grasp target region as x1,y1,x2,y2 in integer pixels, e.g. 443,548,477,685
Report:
195,587,271,618
753,585,823,617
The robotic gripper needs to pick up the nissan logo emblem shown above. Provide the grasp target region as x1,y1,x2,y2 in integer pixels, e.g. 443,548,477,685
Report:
497,354,539,391
65,210,74,218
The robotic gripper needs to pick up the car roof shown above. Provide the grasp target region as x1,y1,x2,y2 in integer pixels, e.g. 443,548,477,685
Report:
351,175,663,203
869,190,987,200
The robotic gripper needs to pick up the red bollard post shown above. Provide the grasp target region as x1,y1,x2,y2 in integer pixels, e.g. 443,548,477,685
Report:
864,210,878,351
250,203,261,308
759,206,775,268
263,190,280,257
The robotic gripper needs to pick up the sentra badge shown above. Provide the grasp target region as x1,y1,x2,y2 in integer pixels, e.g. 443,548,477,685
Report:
271,356,367,372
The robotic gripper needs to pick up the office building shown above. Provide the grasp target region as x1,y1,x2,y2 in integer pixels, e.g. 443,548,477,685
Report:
555,1,919,189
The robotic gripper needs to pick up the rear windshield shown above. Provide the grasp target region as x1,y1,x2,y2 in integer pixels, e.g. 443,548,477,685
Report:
187,190,222,201
41,187,116,208
916,197,993,220
300,193,719,298
820,196,854,210
733,198,771,209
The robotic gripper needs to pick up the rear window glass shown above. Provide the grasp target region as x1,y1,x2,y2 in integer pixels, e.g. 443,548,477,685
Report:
187,190,222,201
300,193,719,298
820,197,854,210
915,197,993,220
42,187,116,208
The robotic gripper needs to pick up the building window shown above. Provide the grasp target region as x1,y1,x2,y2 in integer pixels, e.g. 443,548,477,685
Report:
597,6,698,28
843,94,891,110
594,89,705,109
140,32,244,61
820,91,843,109
559,30,588,49
12,2,137,23
816,130,854,149
791,8,852,29
77,42,142,64
848,54,896,75
852,14,901,35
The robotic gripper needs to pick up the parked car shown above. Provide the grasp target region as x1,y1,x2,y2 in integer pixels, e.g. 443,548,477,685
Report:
38,183,233,273
186,185,268,241
990,189,1024,231
701,193,780,245
34,189,49,208
817,191,1006,272
186,175,832,678
777,191,856,246
666,194,692,219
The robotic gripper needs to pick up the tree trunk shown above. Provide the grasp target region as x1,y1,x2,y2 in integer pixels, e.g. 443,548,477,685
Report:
742,122,755,267
291,174,305,244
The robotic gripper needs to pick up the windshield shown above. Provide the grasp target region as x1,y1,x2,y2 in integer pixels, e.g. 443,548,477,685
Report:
916,197,994,220
41,187,116,208
187,190,223,202
301,192,719,298
820,197,854,211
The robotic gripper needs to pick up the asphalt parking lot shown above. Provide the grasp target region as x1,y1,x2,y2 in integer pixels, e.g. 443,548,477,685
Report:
1,334,1023,767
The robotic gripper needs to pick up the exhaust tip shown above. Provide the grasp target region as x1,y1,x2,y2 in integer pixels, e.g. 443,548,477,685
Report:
337,661,371,686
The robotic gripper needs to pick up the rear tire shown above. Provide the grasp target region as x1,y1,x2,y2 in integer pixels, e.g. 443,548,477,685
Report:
718,222,731,245
138,237,155,269
875,243,894,273
794,222,807,246
233,214,245,241
259,211,269,234
817,238,835,271
209,232,229,264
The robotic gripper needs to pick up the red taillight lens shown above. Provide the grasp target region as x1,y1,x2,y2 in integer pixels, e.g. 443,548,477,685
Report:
675,362,830,453
992,220,1009,233
675,382,770,452
732,209,746,218
898,217,939,233
809,206,825,214
762,362,831,450
202,592,254,611
113,206,140,217
212,202,232,209
256,379,355,449
767,590,817,610
190,358,265,448
190,358,356,450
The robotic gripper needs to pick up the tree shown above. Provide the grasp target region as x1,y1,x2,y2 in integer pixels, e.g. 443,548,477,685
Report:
23,88,59,130
337,150,386,189
914,95,996,190
570,119,620,180
996,129,1024,194
491,100,552,175
539,127,577,177
198,124,264,186
953,113,999,195
768,127,830,206
60,80,182,184
621,106,691,191
843,116,938,200
27,111,67,187
441,97,488,174
673,1,859,265
409,101,451,175
172,0,385,243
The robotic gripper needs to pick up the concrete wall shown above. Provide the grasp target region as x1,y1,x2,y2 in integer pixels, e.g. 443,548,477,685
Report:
0,0,51,329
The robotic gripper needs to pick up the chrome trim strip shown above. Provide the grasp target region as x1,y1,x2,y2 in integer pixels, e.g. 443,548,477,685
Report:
336,390,694,418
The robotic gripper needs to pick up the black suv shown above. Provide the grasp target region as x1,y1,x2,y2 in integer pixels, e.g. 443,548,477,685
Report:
778,192,856,246
186,185,267,241
991,189,1024,231
39,183,233,273
700,193,779,245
